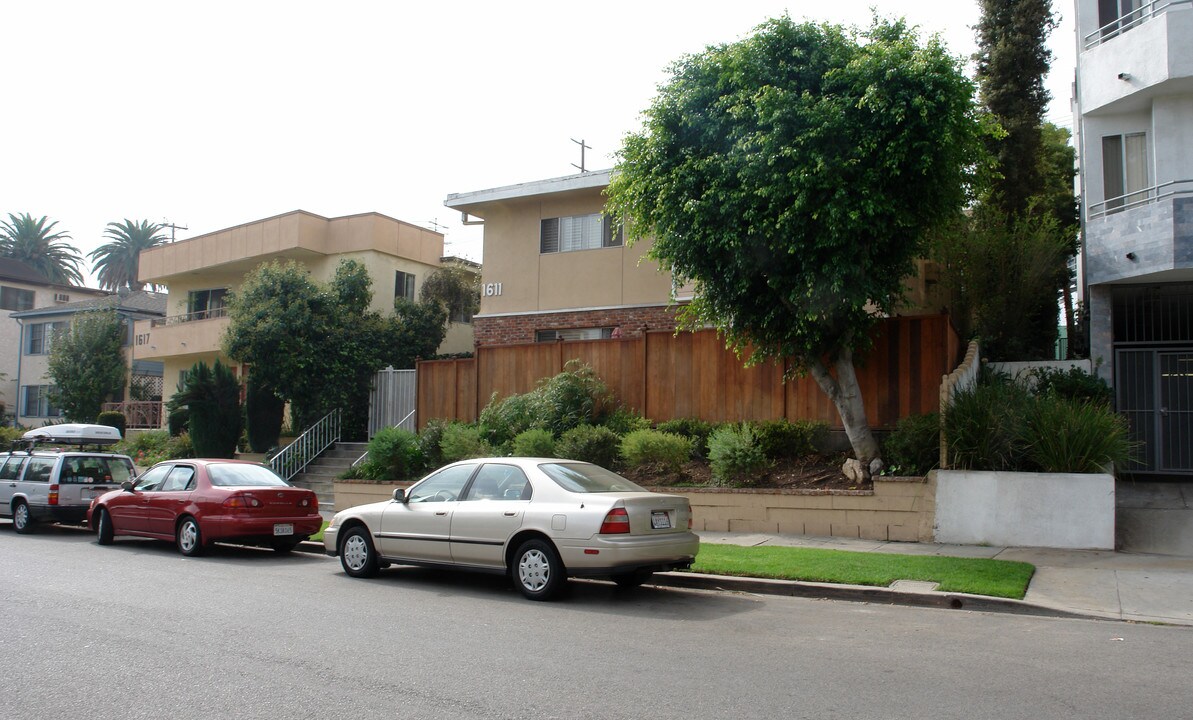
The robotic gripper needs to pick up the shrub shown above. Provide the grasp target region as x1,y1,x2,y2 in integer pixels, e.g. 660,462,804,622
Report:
115,430,194,467
882,413,940,476
511,428,557,457
602,407,652,436
655,418,716,458
751,419,827,459
1020,397,1132,473
365,426,426,481
0,426,22,446
418,418,451,468
708,423,769,486
95,410,126,436
556,424,621,469
944,372,1033,471
173,360,242,458
1031,366,1112,406
439,423,494,463
245,377,285,453
478,361,614,448
620,429,692,473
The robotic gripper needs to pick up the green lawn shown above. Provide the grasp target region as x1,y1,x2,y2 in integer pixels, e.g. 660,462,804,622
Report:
691,543,1035,599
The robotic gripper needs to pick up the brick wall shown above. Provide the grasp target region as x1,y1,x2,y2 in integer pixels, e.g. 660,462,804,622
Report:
474,305,683,346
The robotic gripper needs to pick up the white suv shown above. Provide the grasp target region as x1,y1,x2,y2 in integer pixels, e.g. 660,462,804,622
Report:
0,424,136,534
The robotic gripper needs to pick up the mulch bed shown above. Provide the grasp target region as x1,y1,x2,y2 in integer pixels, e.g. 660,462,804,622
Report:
620,455,872,492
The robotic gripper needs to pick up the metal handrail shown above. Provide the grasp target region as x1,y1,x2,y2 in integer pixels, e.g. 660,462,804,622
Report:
1084,0,1190,49
151,307,229,327
1088,178,1193,219
269,408,341,482
350,409,416,469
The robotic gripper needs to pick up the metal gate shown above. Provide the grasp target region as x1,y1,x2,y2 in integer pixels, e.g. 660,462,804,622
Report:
1117,349,1193,473
368,367,417,438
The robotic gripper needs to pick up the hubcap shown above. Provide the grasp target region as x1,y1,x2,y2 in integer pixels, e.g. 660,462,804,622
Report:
519,549,550,592
344,535,369,571
14,504,28,529
179,521,198,552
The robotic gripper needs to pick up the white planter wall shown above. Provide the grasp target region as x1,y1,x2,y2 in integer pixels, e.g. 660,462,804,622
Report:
933,470,1115,550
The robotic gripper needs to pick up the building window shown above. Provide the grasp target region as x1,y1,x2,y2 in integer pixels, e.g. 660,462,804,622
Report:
26,321,66,355
21,385,60,418
395,271,416,302
535,327,616,342
1099,0,1141,37
540,214,623,254
187,288,228,320
1102,133,1148,212
0,286,34,311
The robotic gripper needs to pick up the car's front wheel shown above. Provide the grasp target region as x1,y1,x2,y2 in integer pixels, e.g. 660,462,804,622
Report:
340,526,379,578
512,539,565,601
176,517,204,557
96,508,114,545
12,501,33,534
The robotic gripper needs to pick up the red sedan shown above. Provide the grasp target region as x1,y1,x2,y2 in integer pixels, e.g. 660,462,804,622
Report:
88,459,322,556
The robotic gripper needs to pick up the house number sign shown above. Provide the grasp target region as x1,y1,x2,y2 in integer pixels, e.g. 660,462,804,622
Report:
483,282,503,297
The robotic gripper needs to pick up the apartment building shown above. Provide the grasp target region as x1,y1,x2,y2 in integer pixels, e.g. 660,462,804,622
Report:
131,210,475,410
0,258,109,421
11,291,165,427
1075,0,1193,475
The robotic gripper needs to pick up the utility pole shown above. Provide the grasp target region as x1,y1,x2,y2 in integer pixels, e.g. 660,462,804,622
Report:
162,221,188,243
571,138,591,173
427,218,448,233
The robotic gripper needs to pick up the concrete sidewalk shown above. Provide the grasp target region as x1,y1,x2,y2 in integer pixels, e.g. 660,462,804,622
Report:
665,531,1193,626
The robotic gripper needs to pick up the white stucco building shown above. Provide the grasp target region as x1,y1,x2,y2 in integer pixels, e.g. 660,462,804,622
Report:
1076,0,1193,476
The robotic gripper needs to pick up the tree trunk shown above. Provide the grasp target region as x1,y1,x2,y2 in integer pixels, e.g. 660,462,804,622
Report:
807,346,882,475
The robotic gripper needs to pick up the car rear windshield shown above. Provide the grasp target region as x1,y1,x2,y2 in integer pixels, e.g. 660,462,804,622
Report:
539,463,648,494
61,456,134,484
207,464,290,487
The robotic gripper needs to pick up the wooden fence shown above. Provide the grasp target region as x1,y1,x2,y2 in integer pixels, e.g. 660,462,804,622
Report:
417,314,961,430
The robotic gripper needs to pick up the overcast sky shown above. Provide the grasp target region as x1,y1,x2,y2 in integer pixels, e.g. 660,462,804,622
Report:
2,1,1076,282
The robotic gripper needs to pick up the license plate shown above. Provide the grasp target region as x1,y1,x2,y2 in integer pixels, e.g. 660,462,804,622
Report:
273,523,294,536
651,511,671,530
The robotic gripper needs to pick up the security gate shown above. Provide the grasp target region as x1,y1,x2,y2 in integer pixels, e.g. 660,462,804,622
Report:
368,367,417,438
1116,349,1193,473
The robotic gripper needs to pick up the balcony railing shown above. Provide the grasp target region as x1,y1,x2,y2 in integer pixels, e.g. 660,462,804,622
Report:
151,307,228,327
101,401,163,430
1087,178,1193,219
1084,0,1190,49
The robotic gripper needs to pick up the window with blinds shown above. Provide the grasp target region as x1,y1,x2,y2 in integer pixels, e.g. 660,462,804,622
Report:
1102,133,1148,212
540,214,623,254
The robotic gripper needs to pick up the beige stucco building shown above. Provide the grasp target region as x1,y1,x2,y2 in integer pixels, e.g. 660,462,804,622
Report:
445,170,947,345
132,210,475,411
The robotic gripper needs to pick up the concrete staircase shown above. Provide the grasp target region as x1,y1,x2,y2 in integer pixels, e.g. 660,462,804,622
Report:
287,441,369,512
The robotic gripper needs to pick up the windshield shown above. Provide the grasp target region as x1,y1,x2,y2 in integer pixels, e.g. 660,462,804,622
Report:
207,464,290,487
538,463,648,494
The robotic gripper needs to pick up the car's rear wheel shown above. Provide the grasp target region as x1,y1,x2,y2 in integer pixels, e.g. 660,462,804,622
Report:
96,508,114,545
340,526,379,578
176,517,204,557
512,539,565,601
611,569,654,589
12,501,33,534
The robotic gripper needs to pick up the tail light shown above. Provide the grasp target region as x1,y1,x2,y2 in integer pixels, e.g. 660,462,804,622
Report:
222,494,263,509
299,496,319,512
599,507,630,534
49,484,59,505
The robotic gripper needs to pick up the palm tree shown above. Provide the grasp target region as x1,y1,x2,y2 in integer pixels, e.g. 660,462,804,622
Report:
89,219,167,291
0,213,85,286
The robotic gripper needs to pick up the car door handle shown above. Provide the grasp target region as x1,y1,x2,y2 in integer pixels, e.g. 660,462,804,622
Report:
504,512,517,517
435,511,448,516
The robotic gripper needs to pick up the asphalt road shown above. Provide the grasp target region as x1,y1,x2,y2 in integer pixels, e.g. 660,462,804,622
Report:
2,522,1192,720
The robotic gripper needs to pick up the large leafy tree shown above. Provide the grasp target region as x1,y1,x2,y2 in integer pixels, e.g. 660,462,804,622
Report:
0,213,85,285
47,310,127,422
89,219,167,291
420,264,480,323
606,17,986,473
224,259,448,440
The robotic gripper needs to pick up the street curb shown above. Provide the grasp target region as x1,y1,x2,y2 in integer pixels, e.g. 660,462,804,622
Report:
297,540,1100,621
649,571,1102,620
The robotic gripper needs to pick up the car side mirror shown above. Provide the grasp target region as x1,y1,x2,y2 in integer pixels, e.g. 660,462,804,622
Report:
392,488,407,503
121,481,134,492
